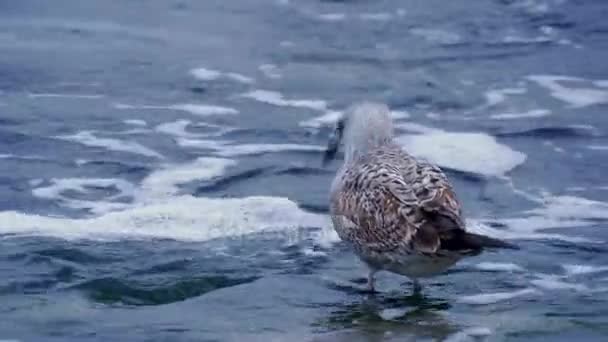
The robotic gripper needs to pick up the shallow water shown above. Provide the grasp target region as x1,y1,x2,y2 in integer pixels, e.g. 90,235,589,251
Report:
1,0,608,341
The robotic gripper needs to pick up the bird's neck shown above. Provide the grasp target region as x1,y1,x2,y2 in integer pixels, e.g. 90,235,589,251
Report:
344,136,392,164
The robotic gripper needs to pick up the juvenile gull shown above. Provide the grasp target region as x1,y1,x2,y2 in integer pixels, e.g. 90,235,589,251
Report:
323,102,517,292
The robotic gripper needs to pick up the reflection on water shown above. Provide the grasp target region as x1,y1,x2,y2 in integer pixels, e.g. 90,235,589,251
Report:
314,291,458,341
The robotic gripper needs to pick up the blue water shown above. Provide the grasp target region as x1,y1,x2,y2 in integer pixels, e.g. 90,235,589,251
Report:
1,0,608,341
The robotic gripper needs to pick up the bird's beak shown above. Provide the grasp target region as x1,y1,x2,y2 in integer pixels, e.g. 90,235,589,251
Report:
322,125,342,167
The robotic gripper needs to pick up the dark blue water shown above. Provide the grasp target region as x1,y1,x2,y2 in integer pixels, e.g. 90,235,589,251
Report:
1,0,608,341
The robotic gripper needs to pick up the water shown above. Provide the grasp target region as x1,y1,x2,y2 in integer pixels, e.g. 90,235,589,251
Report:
1,0,608,340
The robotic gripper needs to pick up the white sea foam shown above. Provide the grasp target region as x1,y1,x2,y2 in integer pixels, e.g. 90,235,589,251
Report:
468,218,589,243
502,35,551,44
301,247,327,257
306,108,526,177
528,195,608,221
190,67,221,80
458,289,538,305
299,111,343,128
594,80,608,88
225,73,254,84
531,274,589,292
317,13,347,22
29,179,44,187
514,0,550,14
299,109,409,128
527,75,608,108
379,308,412,321
113,103,238,116
484,88,527,107
170,104,239,116
123,119,147,127
139,157,236,200
444,327,492,342
426,112,441,120
190,67,254,84
397,131,526,176
490,109,551,120
474,262,524,272
259,64,282,79
155,120,197,138
156,120,233,139
410,28,461,44
176,138,230,150
1,153,326,241
563,264,608,276
27,93,104,99
0,196,325,241
175,138,323,157
57,131,163,159
394,122,440,134
240,90,327,111
469,194,608,243
359,13,393,21
32,178,136,214
213,143,324,157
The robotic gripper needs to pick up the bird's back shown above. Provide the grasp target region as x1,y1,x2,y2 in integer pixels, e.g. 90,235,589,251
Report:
329,142,508,262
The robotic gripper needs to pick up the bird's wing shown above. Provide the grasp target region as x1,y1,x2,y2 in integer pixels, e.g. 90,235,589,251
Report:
407,159,465,231
332,152,467,255
332,157,440,255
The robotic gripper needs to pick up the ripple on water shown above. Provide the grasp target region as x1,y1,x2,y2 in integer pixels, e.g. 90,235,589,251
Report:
71,275,260,306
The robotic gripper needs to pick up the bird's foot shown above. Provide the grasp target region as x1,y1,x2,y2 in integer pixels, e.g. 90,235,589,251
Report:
349,277,368,285
366,269,378,294
412,279,422,294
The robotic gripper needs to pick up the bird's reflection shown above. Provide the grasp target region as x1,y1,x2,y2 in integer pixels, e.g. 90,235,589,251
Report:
313,287,460,342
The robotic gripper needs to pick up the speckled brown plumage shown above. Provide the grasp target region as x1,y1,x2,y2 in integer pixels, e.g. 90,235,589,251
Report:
325,102,516,291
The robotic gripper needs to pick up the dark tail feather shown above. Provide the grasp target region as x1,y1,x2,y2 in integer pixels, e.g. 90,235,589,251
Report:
442,232,519,253
461,232,519,250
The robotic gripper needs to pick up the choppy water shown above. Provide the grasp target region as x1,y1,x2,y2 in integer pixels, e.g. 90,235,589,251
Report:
1,0,608,341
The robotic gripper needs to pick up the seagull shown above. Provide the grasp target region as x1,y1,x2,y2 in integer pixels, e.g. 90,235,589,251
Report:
323,102,518,293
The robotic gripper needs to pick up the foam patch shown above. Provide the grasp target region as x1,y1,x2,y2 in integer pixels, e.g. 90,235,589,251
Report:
444,327,493,342
170,104,239,116
397,131,526,176
175,138,324,157
0,196,325,241
57,131,163,159
300,109,409,128
259,64,281,79
359,13,393,21
528,195,608,221
113,103,238,116
190,67,254,84
474,262,524,272
213,143,324,157
27,93,104,99
458,288,538,305
123,119,147,127
531,274,589,292
410,28,462,44
139,157,236,200
32,178,136,214
491,109,550,120
527,75,608,108
317,13,346,22
241,90,327,111
563,264,608,276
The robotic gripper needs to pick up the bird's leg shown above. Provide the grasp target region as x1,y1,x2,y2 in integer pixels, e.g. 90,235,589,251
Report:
367,269,377,292
412,279,422,294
